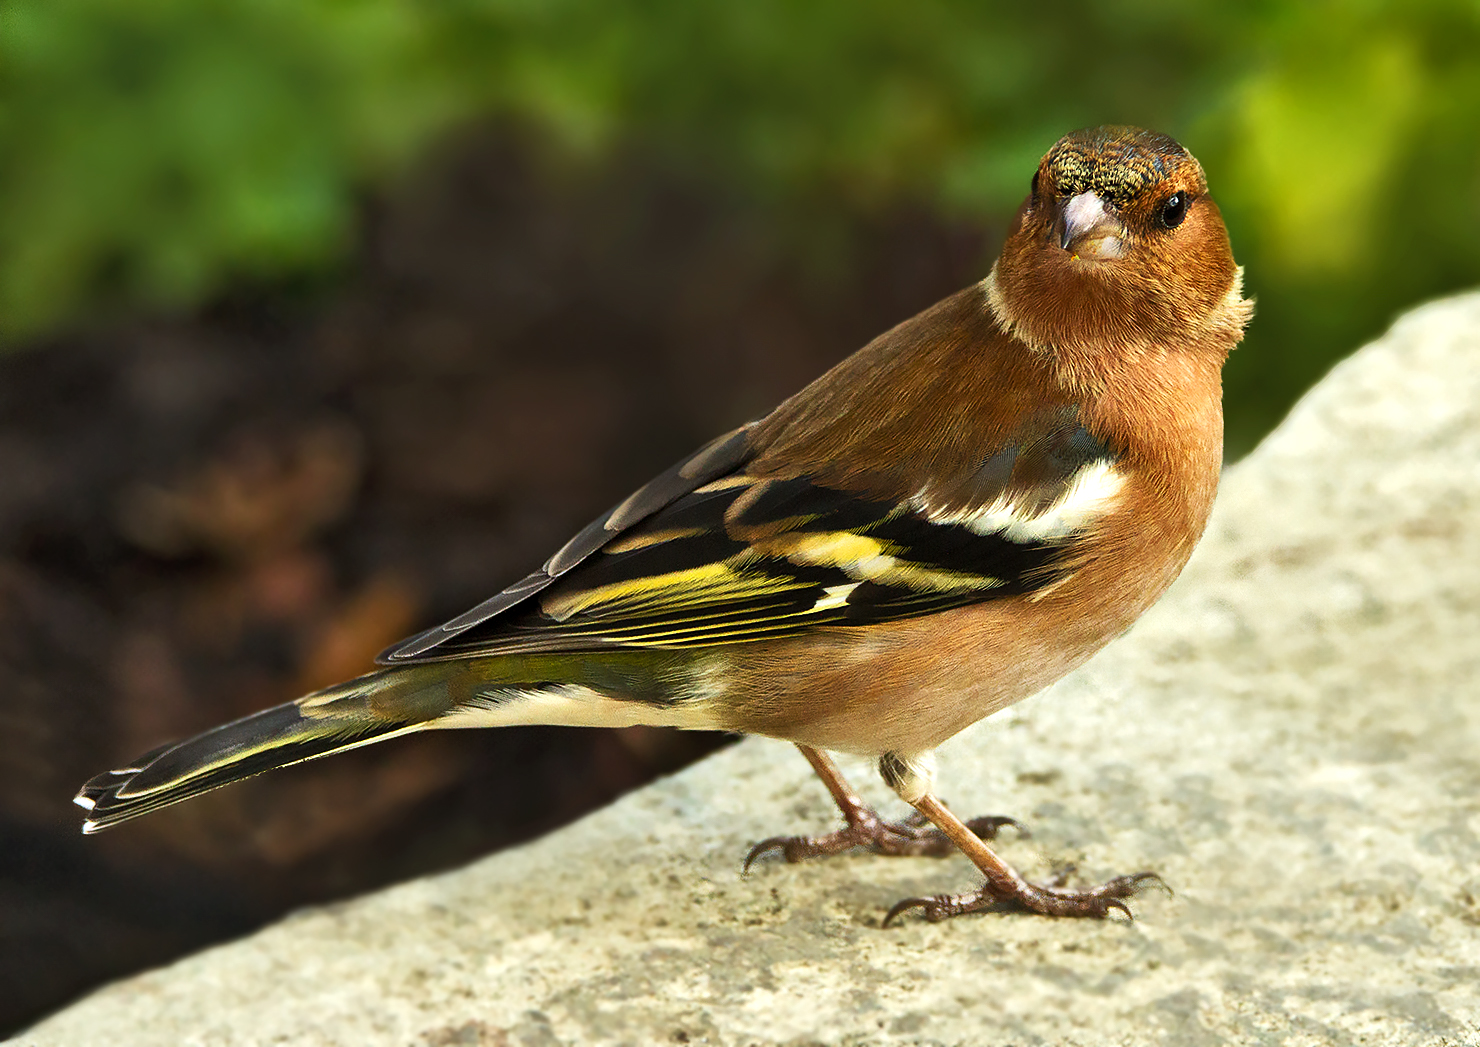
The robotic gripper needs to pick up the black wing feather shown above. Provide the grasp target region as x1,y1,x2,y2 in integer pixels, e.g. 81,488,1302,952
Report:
381,410,1118,661
377,424,756,663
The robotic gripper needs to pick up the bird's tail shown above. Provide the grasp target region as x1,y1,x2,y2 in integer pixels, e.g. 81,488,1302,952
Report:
75,666,464,833
76,650,706,833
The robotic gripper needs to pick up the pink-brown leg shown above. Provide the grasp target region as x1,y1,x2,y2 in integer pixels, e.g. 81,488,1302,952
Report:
744,746,1021,871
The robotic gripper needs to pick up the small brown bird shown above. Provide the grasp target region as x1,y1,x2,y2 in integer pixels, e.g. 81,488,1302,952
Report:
77,126,1251,923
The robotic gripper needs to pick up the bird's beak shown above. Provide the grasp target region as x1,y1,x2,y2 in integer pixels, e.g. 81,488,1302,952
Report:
1053,191,1126,260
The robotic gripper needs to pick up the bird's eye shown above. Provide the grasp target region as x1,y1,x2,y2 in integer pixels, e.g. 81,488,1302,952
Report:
1160,192,1188,229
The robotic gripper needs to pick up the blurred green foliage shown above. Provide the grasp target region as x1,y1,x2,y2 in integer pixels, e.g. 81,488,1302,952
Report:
2,0,1478,446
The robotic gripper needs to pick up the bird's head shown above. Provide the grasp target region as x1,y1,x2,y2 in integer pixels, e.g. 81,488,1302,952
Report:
988,126,1251,361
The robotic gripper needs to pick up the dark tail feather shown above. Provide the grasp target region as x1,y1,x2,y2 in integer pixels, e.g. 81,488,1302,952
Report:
75,672,435,833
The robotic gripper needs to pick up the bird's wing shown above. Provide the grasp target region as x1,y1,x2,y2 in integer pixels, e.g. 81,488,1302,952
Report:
377,424,756,662
379,407,1123,661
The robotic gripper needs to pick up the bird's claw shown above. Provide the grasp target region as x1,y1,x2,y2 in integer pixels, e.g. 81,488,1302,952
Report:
884,869,1168,925
964,814,1028,841
883,893,952,926
743,835,809,872
1121,870,1173,898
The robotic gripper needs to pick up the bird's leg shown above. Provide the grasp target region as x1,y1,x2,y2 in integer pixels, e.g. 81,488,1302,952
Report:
883,792,1168,924
744,746,1020,870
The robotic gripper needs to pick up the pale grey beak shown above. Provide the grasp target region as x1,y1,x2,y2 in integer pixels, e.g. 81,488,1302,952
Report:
1055,191,1126,260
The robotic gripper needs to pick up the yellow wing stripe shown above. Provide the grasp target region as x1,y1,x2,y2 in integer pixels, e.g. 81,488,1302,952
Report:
747,532,1004,592
539,525,1005,631
540,563,812,622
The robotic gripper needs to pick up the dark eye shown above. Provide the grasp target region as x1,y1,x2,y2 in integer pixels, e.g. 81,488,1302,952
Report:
1160,192,1188,229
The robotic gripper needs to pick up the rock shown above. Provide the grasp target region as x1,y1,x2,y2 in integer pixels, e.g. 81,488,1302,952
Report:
17,294,1480,1047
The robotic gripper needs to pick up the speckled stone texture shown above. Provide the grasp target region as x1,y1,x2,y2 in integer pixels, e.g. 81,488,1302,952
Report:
17,294,1480,1047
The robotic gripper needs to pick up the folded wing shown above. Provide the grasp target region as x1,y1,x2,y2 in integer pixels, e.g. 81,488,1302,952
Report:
382,407,1124,661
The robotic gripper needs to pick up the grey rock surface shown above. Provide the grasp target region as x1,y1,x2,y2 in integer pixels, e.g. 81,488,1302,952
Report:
17,295,1480,1047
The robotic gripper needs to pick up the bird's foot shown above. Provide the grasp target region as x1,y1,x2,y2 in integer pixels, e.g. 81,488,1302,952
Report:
884,869,1169,925
745,808,1022,870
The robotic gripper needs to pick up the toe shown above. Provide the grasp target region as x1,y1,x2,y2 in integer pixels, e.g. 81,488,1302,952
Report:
883,895,936,926
963,815,1028,841
743,835,798,871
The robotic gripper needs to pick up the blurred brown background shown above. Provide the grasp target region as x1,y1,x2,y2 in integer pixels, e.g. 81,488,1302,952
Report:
3,1,1479,1034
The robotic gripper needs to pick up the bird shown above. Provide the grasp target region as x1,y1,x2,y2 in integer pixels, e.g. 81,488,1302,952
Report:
76,125,1252,923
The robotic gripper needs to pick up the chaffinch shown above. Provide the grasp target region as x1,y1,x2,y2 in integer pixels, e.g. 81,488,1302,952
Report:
77,126,1252,923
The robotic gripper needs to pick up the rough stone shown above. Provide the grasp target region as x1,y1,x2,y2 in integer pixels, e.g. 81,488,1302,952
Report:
17,294,1480,1047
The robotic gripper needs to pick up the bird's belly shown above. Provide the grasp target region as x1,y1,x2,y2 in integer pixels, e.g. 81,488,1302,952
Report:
705,595,1126,757
702,525,1198,758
